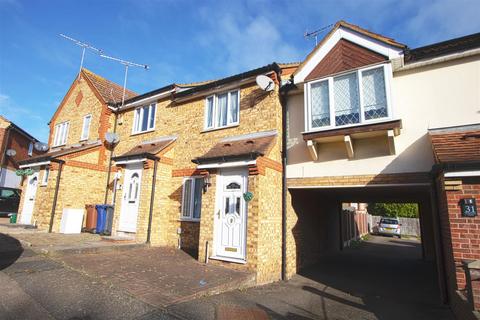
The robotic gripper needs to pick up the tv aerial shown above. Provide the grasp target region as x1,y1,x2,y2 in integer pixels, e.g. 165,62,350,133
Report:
60,34,104,79
304,23,334,46
256,75,275,92
99,53,149,107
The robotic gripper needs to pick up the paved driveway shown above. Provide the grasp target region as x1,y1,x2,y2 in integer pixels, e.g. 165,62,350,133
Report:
167,235,454,320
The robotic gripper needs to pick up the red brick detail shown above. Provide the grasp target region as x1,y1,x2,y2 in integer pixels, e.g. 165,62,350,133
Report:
172,168,206,177
257,157,282,173
159,156,173,165
60,145,101,159
305,39,387,81
75,91,83,106
64,159,109,172
248,164,260,176
437,175,480,311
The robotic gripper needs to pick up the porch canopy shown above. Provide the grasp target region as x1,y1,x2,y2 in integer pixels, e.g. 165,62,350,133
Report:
192,130,277,169
18,140,102,168
112,136,176,164
429,123,480,176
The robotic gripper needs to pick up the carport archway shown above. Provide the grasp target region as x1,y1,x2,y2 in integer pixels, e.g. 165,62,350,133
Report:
287,184,447,310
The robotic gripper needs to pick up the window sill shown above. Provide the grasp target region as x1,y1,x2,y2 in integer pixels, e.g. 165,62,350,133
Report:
40,184,48,187
178,218,201,223
79,138,88,142
131,129,155,136
302,119,401,141
201,124,239,133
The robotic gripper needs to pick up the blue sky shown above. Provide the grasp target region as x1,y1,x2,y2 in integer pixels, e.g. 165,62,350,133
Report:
0,0,479,142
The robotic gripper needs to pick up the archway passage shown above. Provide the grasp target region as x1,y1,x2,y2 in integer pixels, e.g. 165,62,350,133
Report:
288,184,450,319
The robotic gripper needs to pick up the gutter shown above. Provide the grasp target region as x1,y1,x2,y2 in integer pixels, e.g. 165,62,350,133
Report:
48,159,65,233
146,156,159,244
278,73,297,281
192,152,262,165
104,109,119,204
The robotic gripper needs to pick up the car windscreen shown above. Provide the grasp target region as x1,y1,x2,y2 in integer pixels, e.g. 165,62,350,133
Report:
380,218,398,225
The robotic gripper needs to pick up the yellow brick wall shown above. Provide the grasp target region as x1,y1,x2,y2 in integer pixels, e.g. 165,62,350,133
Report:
49,77,106,146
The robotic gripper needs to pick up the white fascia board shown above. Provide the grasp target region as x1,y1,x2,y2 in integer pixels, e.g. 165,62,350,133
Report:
114,158,147,165
19,161,51,168
444,171,480,178
288,182,431,189
294,27,404,84
197,160,256,169
121,89,175,110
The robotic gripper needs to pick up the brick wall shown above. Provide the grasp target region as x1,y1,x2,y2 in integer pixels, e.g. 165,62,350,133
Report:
437,175,480,312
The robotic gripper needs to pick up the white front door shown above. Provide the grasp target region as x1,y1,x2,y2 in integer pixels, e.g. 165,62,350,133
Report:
20,171,39,224
118,163,142,232
214,168,248,262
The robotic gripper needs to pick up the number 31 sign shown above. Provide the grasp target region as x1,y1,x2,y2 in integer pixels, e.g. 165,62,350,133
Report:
460,198,477,217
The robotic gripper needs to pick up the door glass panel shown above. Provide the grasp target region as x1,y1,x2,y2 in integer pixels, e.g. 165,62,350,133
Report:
224,196,230,215
128,173,139,203
226,182,241,190
235,197,240,215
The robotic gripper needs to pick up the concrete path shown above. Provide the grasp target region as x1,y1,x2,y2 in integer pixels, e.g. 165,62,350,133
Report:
167,235,455,320
59,246,255,307
0,233,175,320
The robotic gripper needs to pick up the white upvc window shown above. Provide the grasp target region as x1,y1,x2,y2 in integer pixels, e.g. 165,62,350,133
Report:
204,90,240,130
306,64,392,132
181,177,204,221
53,121,69,147
80,114,92,141
132,103,156,134
28,142,33,156
41,167,50,186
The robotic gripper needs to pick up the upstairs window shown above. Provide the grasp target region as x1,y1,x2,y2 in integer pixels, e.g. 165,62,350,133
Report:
307,64,391,131
132,103,156,134
53,121,69,147
181,177,203,220
28,142,33,156
204,90,239,130
80,114,92,141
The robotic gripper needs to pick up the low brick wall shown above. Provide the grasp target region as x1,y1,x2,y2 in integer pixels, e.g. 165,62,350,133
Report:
369,215,420,237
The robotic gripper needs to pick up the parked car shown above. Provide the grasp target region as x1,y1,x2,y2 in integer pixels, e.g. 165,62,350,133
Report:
377,217,402,238
0,187,21,217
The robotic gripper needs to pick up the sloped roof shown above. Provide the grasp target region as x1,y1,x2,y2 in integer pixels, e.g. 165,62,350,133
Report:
18,140,102,165
192,131,277,164
429,124,480,163
405,32,480,64
112,136,176,161
294,20,405,78
0,115,38,141
82,68,137,104
305,39,387,81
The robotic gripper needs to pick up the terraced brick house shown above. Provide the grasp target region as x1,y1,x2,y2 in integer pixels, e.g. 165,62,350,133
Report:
284,20,480,318
109,63,296,284
0,115,39,189
17,69,136,230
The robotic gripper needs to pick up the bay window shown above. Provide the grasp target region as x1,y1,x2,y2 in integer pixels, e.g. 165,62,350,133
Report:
132,103,156,134
204,90,239,130
53,121,69,147
181,177,203,220
307,64,391,131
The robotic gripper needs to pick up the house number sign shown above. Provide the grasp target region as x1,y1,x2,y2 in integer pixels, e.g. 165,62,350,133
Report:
460,198,477,217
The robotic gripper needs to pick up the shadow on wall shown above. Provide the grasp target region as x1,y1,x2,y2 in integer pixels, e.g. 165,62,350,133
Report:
290,189,342,272
0,233,24,270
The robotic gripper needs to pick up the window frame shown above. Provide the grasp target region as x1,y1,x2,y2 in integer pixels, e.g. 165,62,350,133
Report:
41,167,50,186
180,176,203,221
80,114,92,141
305,63,393,132
53,121,70,147
131,103,157,135
204,89,240,131
28,142,33,156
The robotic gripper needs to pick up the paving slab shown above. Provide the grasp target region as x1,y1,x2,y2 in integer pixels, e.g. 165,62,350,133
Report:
59,246,256,308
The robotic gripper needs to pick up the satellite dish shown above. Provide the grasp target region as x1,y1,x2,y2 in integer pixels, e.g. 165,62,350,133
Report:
34,142,49,152
105,132,120,144
256,75,275,92
5,149,16,157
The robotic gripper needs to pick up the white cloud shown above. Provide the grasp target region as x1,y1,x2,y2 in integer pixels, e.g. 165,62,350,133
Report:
196,7,302,74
